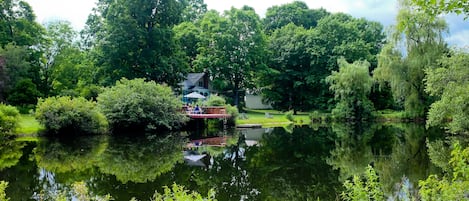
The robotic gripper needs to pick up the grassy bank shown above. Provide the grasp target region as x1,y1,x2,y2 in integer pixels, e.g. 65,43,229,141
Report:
237,109,313,127
11,110,410,134
237,109,411,127
15,114,43,135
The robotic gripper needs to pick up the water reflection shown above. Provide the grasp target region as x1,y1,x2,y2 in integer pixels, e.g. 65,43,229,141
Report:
245,126,341,200
97,134,184,184
0,123,448,201
34,135,108,175
0,138,38,201
326,123,442,196
0,136,26,171
327,123,376,181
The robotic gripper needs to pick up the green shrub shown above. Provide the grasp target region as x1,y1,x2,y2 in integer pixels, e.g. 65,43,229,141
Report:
36,96,108,135
341,165,384,201
0,181,9,201
152,183,216,201
205,95,226,106
0,104,20,134
225,104,239,127
419,142,469,200
97,78,188,132
5,78,42,106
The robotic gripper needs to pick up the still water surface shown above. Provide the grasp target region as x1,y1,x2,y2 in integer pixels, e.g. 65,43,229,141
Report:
0,123,445,200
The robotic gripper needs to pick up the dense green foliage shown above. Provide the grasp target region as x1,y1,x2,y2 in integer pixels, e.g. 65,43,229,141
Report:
97,78,188,132
0,44,41,106
153,184,216,201
374,2,448,118
261,24,315,113
0,0,466,127
204,95,226,106
419,142,469,200
327,58,374,121
262,13,384,113
0,0,44,47
35,96,108,135
194,7,267,107
412,0,469,18
43,20,96,97
0,103,20,134
342,140,469,201
425,51,469,134
83,0,189,87
341,165,384,201
0,0,44,104
0,181,8,201
263,1,329,32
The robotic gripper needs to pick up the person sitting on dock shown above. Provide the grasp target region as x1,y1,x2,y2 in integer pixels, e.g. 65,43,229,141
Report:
194,105,201,114
186,104,193,114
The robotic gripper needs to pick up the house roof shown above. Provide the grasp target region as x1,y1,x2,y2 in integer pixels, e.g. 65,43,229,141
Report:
186,73,205,86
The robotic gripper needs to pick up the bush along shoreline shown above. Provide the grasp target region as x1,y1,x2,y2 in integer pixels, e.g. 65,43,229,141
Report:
4,79,241,137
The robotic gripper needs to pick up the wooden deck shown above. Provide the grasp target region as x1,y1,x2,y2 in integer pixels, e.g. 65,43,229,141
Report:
188,113,231,119
184,106,231,119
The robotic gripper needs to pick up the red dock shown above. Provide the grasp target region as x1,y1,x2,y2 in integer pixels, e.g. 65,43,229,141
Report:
188,113,231,119
184,106,231,119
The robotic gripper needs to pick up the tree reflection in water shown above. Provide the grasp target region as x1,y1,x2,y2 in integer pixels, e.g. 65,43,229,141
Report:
0,123,449,201
0,137,36,201
0,136,26,171
174,126,342,201
327,122,444,196
97,134,184,184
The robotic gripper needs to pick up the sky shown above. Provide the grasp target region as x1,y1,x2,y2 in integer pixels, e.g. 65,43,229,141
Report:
24,0,468,48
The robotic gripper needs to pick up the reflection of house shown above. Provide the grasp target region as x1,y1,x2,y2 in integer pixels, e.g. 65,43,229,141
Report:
242,128,273,146
180,72,211,102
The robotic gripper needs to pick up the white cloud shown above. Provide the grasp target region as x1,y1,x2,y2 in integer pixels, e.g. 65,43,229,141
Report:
446,30,469,48
25,0,97,30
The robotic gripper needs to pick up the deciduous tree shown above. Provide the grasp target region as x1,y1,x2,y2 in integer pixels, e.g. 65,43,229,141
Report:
425,50,469,134
263,1,329,33
85,0,189,87
195,7,267,107
261,24,317,113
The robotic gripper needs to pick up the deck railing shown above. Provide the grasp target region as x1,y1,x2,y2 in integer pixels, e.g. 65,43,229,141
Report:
182,106,230,119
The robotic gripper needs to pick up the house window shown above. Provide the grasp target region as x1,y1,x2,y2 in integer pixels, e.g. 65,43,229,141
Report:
198,81,203,87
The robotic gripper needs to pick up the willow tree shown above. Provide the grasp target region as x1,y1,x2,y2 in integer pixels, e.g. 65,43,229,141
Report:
373,0,448,118
326,58,374,121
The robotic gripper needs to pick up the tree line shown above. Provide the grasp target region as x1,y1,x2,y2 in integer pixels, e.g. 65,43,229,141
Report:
0,0,467,132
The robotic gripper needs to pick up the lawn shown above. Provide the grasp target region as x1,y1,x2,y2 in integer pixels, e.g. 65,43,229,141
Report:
15,114,43,135
237,109,312,127
237,109,410,127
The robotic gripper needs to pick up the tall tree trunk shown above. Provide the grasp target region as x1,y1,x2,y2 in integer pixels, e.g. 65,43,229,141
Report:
234,87,239,108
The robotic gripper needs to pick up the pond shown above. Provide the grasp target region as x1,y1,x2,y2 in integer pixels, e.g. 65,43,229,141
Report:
0,123,446,200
